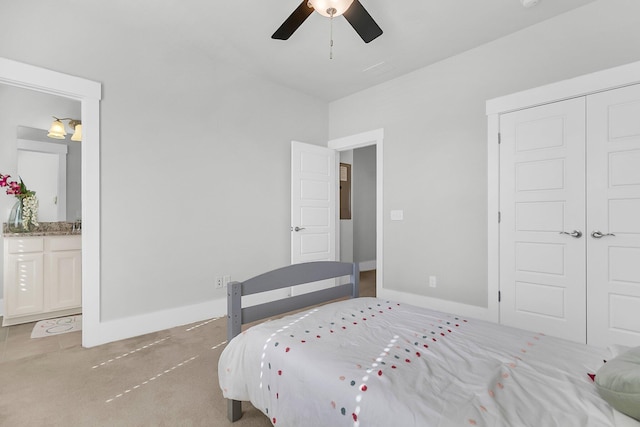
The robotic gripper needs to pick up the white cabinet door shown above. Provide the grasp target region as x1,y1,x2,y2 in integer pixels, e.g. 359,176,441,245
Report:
587,84,640,348
5,252,45,317
499,97,587,343
3,235,81,326
47,250,82,311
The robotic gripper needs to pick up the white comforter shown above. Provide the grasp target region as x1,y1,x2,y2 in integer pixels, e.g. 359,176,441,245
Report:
219,297,632,427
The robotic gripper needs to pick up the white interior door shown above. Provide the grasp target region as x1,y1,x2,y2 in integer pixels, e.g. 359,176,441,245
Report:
587,83,640,348
499,97,587,343
291,141,337,295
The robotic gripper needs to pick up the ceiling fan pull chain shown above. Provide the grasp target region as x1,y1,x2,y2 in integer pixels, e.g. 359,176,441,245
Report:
329,7,336,59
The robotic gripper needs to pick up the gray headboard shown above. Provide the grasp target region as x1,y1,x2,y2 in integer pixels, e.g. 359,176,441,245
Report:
226,261,359,342
225,261,359,422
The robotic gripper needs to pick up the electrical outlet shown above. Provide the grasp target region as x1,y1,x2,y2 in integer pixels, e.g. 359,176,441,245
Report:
223,275,231,286
429,276,437,288
215,277,223,289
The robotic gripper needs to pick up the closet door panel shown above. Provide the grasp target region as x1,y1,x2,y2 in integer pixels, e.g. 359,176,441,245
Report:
499,97,586,343
587,83,640,348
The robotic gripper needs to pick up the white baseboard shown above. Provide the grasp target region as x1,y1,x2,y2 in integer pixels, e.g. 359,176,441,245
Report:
82,286,497,347
0,298,4,317
377,288,497,323
83,297,227,348
359,260,376,271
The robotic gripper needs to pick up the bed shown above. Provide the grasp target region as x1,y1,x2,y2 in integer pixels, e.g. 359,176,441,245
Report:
218,261,640,426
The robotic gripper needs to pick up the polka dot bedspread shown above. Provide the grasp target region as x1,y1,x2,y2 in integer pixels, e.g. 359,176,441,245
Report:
218,297,625,427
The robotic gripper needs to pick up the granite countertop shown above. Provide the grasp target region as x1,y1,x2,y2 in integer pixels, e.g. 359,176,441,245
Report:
2,221,82,237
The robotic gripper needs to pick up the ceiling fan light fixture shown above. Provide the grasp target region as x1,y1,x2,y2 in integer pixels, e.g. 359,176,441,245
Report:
271,0,382,44
308,0,354,17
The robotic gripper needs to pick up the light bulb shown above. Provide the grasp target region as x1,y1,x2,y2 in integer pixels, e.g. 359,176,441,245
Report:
47,119,67,139
308,0,355,17
71,124,82,142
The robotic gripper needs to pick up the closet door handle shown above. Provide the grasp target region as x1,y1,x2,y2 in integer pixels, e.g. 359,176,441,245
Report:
591,230,615,239
559,230,582,238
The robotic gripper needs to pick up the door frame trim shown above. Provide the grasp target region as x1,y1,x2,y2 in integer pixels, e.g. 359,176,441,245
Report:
486,59,640,323
0,57,102,347
329,128,383,295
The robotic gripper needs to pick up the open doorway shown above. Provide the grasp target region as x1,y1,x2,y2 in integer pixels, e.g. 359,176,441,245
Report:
339,145,376,296
0,58,101,347
329,128,383,297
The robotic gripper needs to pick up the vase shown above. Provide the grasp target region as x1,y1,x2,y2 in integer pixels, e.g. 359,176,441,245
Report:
7,197,31,232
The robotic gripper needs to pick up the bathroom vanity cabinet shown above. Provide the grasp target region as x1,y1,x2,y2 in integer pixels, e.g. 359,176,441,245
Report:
2,234,81,326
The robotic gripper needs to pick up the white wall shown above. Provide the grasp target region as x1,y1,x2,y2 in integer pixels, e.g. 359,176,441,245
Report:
0,1,328,325
329,0,640,311
353,145,376,264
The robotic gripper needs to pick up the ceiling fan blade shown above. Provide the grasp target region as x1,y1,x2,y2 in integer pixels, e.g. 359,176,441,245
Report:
342,0,383,43
272,1,314,40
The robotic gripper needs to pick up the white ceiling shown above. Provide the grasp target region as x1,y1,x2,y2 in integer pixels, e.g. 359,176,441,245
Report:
88,0,598,101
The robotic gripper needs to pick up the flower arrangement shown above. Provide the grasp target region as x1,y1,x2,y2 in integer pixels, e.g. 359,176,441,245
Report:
1,173,39,230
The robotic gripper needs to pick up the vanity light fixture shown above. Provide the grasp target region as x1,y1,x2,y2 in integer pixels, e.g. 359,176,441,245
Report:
47,116,82,141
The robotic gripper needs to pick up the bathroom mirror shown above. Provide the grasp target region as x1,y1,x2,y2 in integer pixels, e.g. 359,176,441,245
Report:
0,84,81,222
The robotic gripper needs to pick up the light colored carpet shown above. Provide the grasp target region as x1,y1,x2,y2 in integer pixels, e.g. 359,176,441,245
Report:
0,270,375,426
1,316,271,427
31,315,82,339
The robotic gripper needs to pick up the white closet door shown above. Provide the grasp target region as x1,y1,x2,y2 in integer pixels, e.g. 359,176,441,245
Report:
587,84,640,348
499,97,587,343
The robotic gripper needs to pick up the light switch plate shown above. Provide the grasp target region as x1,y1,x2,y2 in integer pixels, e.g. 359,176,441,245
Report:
390,210,404,221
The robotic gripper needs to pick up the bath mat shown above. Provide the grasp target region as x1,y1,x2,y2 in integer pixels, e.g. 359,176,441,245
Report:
31,315,82,338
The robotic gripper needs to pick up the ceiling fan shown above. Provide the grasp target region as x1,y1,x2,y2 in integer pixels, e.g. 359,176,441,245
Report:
272,0,383,43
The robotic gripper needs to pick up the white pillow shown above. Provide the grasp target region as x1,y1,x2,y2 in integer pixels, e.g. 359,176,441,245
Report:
595,346,640,421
